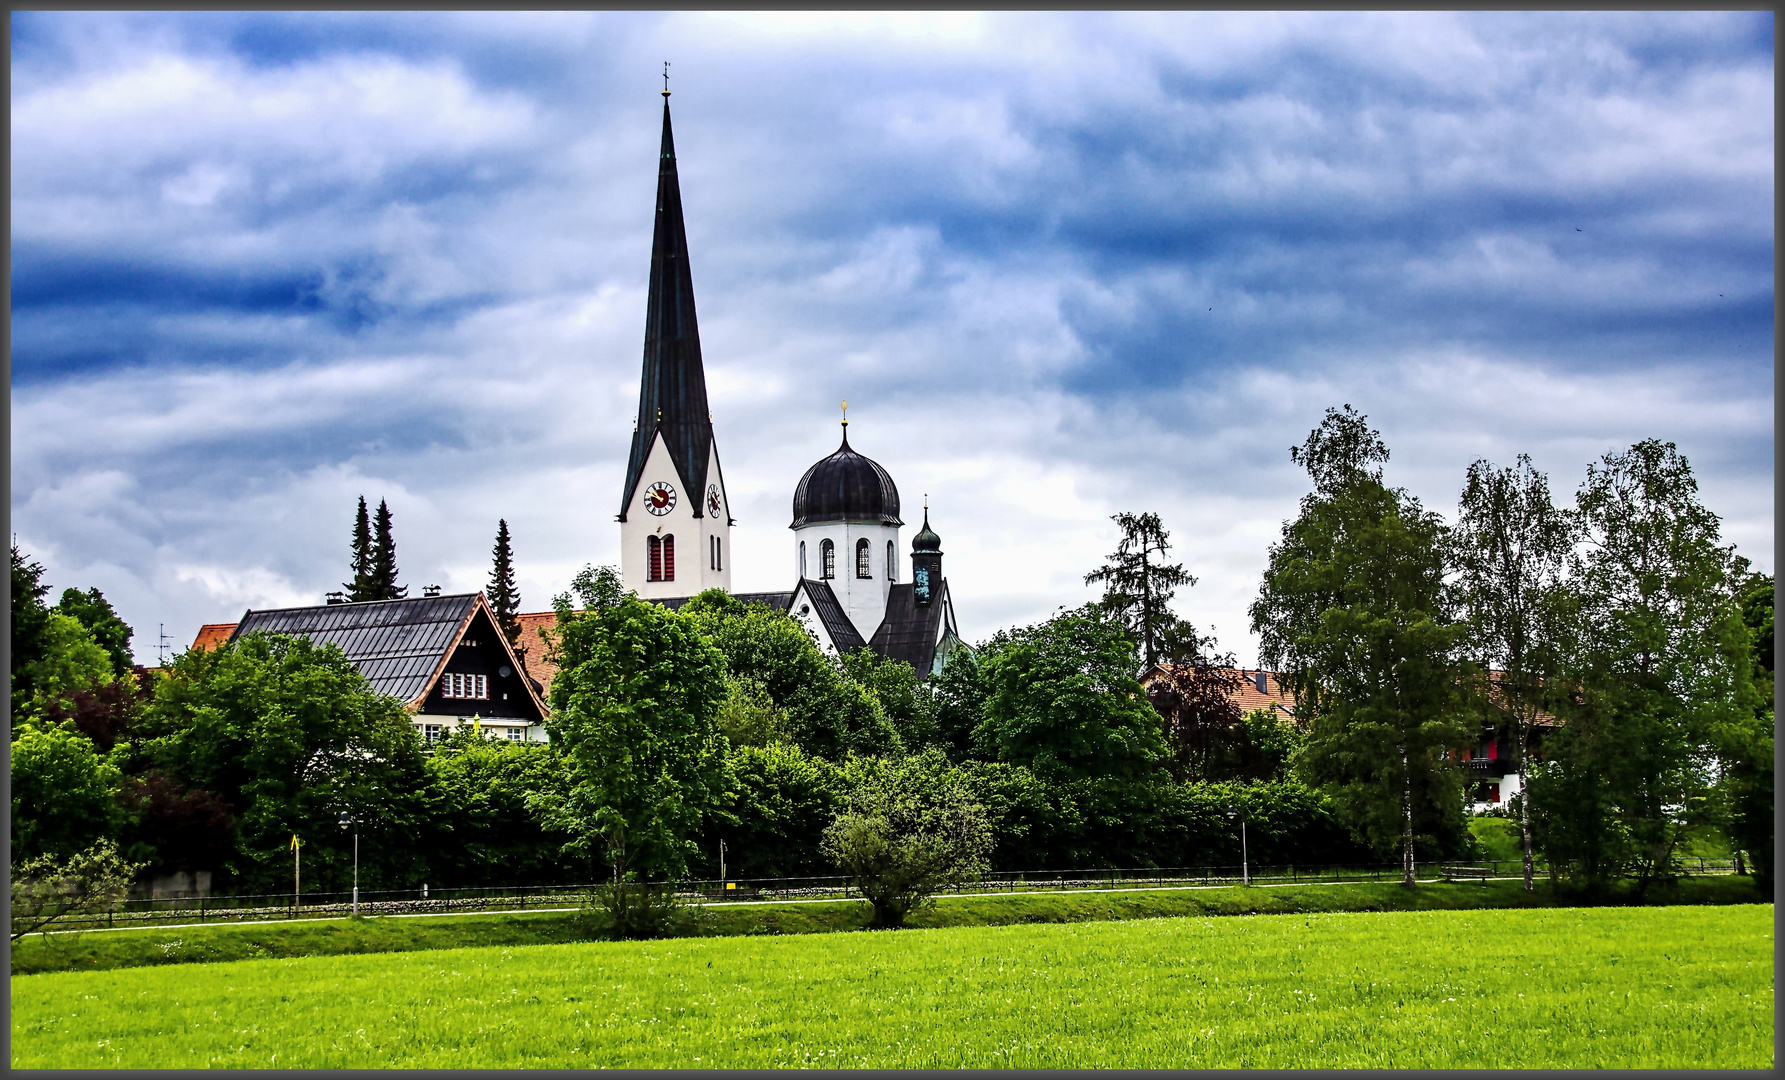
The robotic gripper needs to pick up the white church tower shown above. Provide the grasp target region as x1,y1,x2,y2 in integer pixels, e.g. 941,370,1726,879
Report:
788,410,903,639
618,88,732,600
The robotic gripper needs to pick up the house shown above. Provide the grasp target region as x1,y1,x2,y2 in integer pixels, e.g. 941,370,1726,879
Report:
189,592,548,744
1140,664,1553,812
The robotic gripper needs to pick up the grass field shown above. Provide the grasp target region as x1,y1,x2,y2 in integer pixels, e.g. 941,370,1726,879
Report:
11,904,1772,1068
12,874,1765,977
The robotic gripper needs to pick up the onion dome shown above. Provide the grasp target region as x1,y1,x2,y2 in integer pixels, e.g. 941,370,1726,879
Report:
912,506,941,552
791,424,902,527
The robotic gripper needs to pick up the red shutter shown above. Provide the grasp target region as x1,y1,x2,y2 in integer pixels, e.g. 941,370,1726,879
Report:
663,534,675,582
648,536,662,582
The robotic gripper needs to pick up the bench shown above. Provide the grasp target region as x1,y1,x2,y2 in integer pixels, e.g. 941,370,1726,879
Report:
1441,865,1492,884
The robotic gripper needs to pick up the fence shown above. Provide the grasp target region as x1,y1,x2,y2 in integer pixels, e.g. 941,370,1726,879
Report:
31,856,1741,933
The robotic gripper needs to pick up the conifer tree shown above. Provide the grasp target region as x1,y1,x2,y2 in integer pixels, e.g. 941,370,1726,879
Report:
488,519,524,654
1084,512,1199,672
344,497,378,601
370,499,407,601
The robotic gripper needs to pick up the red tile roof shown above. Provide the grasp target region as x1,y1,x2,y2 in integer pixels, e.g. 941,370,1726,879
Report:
512,611,561,700
190,623,238,652
1142,665,1300,719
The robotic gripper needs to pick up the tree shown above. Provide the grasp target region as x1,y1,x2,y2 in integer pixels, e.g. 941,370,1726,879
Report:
487,518,523,657
714,675,790,749
679,589,900,759
699,741,843,878
1722,569,1773,891
10,721,123,861
1450,454,1578,892
344,496,379,602
1084,512,1199,672
17,613,115,726
822,750,993,927
1251,406,1469,886
841,647,939,753
12,544,54,727
976,605,1168,782
370,498,407,601
141,633,432,891
1534,440,1758,893
930,645,989,761
1145,654,1259,782
55,587,135,678
11,840,144,941
115,771,238,879
536,565,730,902
422,730,566,887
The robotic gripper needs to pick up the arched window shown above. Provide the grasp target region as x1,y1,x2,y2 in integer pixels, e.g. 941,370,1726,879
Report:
710,535,722,571
661,534,674,581
820,539,835,579
856,538,873,578
647,535,663,582
799,541,807,578
887,540,897,582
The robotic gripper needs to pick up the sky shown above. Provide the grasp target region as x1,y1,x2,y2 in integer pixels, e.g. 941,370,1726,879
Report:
9,11,1775,667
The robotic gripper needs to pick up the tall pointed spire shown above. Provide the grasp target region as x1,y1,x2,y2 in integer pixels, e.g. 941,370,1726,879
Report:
620,93,715,520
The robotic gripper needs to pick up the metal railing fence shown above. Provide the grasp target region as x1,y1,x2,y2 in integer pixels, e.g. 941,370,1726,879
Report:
31,856,1740,933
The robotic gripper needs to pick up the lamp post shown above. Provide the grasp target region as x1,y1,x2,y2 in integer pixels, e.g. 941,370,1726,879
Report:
1229,806,1249,887
338,811,358,917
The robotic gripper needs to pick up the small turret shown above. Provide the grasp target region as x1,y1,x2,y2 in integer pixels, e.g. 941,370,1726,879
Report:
911,503,942,607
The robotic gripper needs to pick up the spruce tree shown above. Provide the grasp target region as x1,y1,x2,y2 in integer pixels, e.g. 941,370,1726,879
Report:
370,499,407,601
488,518,523,648
344,497,378,601
1084,511,1199,672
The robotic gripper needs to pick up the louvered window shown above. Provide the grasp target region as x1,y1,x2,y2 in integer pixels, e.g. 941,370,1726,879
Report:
442,673,488,700
648,534,676,582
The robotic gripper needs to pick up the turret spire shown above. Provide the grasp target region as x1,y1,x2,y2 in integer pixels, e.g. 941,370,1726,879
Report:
620,91,716,520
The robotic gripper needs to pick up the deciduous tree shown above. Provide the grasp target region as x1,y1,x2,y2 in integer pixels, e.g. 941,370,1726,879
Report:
1251,406,1469,886
537,565,730,899
1450,454,1578,892
55,587,135,678
976,605,1167,782
823,749,992,927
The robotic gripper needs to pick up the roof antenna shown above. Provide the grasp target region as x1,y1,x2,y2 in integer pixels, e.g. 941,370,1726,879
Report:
662,61,671,98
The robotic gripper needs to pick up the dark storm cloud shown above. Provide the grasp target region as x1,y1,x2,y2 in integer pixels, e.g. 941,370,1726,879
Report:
9,11,1772,658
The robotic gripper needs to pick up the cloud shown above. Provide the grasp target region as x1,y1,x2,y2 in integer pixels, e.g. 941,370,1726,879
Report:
9,10,1773,661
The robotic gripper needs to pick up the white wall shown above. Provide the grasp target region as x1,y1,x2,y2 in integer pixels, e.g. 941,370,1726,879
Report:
790,518,900,639
619,433,732,599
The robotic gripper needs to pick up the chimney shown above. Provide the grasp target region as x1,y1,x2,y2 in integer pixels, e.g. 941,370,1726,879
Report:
1255,671,1269,695
326,591,346,605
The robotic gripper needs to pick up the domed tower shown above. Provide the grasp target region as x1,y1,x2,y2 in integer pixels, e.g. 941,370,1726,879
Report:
910,506,943,608
790,410,902,639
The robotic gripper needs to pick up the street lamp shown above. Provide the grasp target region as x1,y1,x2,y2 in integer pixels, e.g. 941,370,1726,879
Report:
1228,805,1249,887
338,811,358,917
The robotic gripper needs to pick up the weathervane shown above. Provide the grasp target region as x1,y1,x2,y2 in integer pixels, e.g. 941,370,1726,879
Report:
662,61,671,97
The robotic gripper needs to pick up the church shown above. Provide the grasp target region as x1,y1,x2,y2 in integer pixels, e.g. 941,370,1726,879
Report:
614,89,964,675
188,91,965,745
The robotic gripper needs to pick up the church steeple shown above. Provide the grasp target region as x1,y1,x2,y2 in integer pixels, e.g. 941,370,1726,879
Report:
620,95,715,520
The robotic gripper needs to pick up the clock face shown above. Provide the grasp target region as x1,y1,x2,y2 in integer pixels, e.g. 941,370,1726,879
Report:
644,481,677,515
707,485,722,516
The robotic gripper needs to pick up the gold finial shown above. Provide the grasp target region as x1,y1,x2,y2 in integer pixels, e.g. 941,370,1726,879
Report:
841,399,848,427
662,61,671,97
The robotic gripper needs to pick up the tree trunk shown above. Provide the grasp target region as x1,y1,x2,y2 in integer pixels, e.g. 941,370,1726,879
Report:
1519,715,1535,893
1401,741,1416,888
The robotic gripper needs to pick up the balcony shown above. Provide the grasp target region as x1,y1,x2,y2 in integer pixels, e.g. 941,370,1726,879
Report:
1462,757,1519,779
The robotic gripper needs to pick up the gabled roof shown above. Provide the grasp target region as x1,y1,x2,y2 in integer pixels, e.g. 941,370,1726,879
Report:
868,580,951,674
225,593,546,718
794,578,866,654
620,98,716,521
190,623,238,652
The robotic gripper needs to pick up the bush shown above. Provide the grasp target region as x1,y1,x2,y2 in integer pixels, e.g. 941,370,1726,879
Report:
577,879,707,941
823,751,992,927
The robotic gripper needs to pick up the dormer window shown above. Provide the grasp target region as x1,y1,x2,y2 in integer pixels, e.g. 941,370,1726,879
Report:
856,538,872,578
820,539,835,579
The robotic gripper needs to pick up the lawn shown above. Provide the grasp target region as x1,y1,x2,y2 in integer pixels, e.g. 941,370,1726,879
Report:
12,874,1764,977
11,904,1772,1068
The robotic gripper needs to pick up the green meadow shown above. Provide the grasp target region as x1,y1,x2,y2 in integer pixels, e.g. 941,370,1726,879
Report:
11,904,1772,1069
